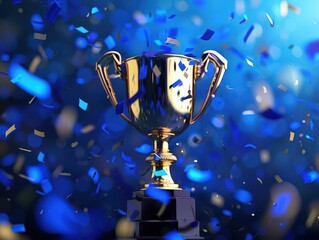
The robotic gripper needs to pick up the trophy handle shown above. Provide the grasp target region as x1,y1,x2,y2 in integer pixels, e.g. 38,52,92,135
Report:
96,51,132,124
190,50,228,124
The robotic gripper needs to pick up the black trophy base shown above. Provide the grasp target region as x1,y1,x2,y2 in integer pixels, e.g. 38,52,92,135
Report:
119,189,204,240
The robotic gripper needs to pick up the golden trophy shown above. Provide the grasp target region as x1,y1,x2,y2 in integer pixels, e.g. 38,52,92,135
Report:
96,50,227,239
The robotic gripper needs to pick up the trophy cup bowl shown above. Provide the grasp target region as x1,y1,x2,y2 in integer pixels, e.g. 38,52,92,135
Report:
96,51,227,190
96,51,227,239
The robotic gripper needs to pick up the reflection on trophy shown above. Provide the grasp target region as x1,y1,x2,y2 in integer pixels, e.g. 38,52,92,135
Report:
96,50,227,239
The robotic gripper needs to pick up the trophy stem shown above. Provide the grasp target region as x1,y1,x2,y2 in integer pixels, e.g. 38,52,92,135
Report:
144,130,181,190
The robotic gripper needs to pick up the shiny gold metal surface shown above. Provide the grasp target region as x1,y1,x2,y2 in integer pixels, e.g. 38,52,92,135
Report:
96,50,227,189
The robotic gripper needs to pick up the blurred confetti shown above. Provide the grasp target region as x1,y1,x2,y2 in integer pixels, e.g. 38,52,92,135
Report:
1,0,319,239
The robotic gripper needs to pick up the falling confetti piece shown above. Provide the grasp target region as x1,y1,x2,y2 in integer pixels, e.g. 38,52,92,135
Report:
80,124,95,134
37,151,45,162
243,25,254,43
8,62,51,99
153,169,168,177
34,129,45,137
104,35,116,49
112,140,124,151
210,193,225,207
186,167,212,182
244,143,257,149
152,65,161,77
19,147,32,152
288,3,301,14
229,11,235,20
91,7,99,14
235,189,252,204
165,37,180,46
265,12,274,27
289,131,295,141
5,124,16,137
33,32,47,40
29,55,42,73
278,84,288,92
178,61,186,71
169,79,183,89
145,187,170,204
76,26,89,33
239,14,248,24
79,98,88,111
274,174,283,183
127,87,145,106
71,141,78,148
28,96,36,104
245,57,254,66
12,224,25,233
13,155,25,173
134,143,152,154
200,29,215,40
257,178,263,184
306,135,314,141
46,1,61,24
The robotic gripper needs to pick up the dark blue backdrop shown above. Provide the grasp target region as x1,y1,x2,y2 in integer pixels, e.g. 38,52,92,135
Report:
1,0,319,239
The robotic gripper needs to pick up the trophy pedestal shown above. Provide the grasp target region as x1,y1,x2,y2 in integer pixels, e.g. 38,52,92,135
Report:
121,190,203,240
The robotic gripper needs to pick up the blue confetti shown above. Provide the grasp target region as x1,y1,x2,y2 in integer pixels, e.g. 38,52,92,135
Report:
144,29,150,47
154,9,166,23
168,14,176,19
228,47,246,60
95,182,101,194
160,45,172,53
0,71,8,75
26,165,49,184
139,61,148,80
37,151,45,163
310,119,314,130
229,11,235,20
129,209,140,221
184,164,195,172
41,179,52,194
46,1,61,24
8,62,51,100
104,35,116,49
169,79,183,89
305,134,314,141
244,143,257,149
79,98,88,111
239,14,248,24
115,101,124,115
88,167,100,184
271,192,292,217
245,233,254,240
222,209,233,216
178,61,186,71
12,224,25,233
164,231,184,240
153,169,168,177
91,7,99,15
31,13,44,31
127,87,145,106
210,217,221,233
117,209,127,216
243,25,254,43
235,189,252,204
189,60,196,65
186,168,212,182
0,213,9,223
134,143,152,154
200,29,215,41
154,152,161,161
145,187,170,204
303,170,319,183
154,39,162,45
76,26,89,34
184,47,194,52
289,121,301,130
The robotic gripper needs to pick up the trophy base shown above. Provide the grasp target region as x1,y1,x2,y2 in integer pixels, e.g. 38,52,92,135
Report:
120,189,203,240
